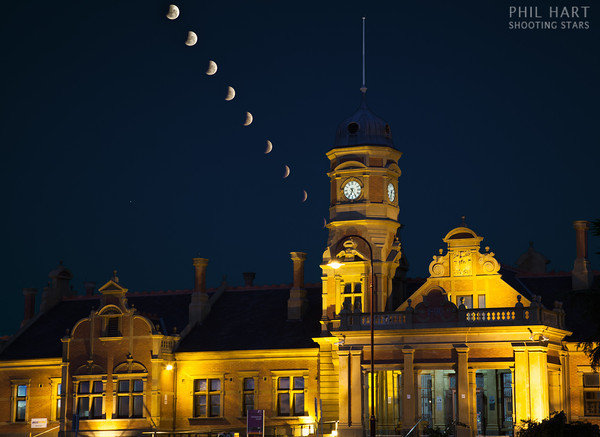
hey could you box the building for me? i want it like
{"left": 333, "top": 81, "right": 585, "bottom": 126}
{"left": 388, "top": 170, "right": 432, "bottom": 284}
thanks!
{"left": 0, "top": 90, "right": 599, "bottom": 437}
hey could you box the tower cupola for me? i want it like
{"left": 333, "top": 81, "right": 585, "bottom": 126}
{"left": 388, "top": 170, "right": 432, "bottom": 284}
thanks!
{"left": 333, "top": 93, "right": 394, "bottom": 148}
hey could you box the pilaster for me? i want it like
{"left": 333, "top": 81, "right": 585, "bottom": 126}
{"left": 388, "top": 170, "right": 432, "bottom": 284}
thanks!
{"left": 454, "top": 344, "right": 472, "bottom": 437}
{"left": 401, "top": 346, "right": 415, "bottom": 433}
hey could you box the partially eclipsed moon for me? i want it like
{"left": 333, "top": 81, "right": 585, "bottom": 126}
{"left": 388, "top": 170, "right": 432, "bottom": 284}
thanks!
{"left": 244, "top": 112, "right": 253, "bottom": 126}
{"left": 206, "top": 60, "right": 218, "bottom": 75}
{"left": 166, "top": 4, "right": 180, "bottom": 19}
{"left": 185, "top": 31, "right": 197, "bottom": 46}
{"left": 301, "top": 190, "right": 308, "bottom": 202}
{"left": 225, "top": 86, "right": 235, "bottom": 101}
{"left": 265, "top": 140, "right": 273, "bottom": 154}
{"left": 283, "top": 165, "right": 290, "bottom": 179}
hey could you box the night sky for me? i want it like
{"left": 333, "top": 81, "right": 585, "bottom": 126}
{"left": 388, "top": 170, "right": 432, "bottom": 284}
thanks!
{"left": 1, "top": 1, "right": 598, "bottom": 334}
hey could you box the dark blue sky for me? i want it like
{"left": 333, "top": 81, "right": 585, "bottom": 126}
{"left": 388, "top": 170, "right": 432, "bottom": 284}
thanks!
{"left": 1, "top": 1, "right": 598, "bottom": 334}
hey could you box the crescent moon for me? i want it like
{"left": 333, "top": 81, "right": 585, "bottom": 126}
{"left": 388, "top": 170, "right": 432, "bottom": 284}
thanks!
{"left": 323, "top": 217, "right": 327, "bottom": 228}
{"left": 225, "top": 86, "right": 235, "bottom": 101}
{"left": 166, "top": 4, "right": 180, "bottom": 20}
{"left": 301, "top": 190, "right": 308, "bottom": 202}
{"left": 185, "top": 31, "right": 197, "bottom": 46}
{"left": 265, "top": 140, "right": 273, "bottom": 154}
{"left": 244, "top": 112, "right": 253, "bottom": 126}
{"left": 283, "top": 165, "right": 290, "bottom": 179}
{"left": 206, "top": 60, "right": 218, "bottom": 75}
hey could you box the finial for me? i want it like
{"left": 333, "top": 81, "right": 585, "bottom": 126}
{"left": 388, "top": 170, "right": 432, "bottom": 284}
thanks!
{"left": 360, "top": 17, "right": 367, "bottom": 94}
{"left": 112, "top": 270, "right": 119, "bottom": 283}
{"left": 460, "top": 215, "right": 467, "bottom": 227}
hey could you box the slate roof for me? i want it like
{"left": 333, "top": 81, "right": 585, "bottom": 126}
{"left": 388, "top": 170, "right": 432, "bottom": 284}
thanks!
{"left": 0, "top": 285, "right": 322, "bottom": 361}
{"left": 176, "top": 286, "right": 322, "bottom": 352}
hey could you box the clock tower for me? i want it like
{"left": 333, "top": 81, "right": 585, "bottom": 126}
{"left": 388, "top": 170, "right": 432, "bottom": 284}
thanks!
{"left": 321, "top": 91, "right": 402, "bottom": 321}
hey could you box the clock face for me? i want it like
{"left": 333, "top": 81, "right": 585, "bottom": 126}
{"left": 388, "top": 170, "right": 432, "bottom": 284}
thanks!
{"left": 387, "top": 183, "right": 395, "bottom": 202}
{"left": 343, "top": 180, "right": 361, "bottom": 200}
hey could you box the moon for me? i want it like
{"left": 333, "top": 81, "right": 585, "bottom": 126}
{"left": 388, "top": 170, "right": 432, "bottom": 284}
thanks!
{"left": 265, "top": 140, "right": 273, "bottom": 154}
{"left": 225, "top": 86, "right": 235, "bottom": 101}
{"left": 301, "top": 190, "right": 308, "bottom": 202}
{"left": 244, "top": 112, "right": 253, "bottom": 126}
{"left": 283, "top": 165, "right": 291, "bottom": 179}
{"left": 166, "top": 4, "right": 180, "bottom": 20}
{"left": 206, "top": 60, "right": 218, "bottom": 76}
{"left": 323, "top": 217, "right": 327, "bottom": 228}
{"left": 185, "top": 31, "right": 197, "bottom": 46}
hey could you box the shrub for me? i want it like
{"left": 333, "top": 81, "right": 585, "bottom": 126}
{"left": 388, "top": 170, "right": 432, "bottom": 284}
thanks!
{"left": 517, "top": 411, "right": 600, "bottom": 437}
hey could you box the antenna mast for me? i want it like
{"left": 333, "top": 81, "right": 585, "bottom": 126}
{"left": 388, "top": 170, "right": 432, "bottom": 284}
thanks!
{"left": 361, "top": 17, "right": 367, "bottom": 94}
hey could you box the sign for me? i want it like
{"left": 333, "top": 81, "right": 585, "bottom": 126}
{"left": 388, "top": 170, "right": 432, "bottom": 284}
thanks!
{"left": 247, "top": 409, "right": 264, "bottom": 437}
{"left": 436, "top": 396, "right": 443, "bottom": 411}
{"left": 31, "top": 418, "right": 47, "bottom": 429}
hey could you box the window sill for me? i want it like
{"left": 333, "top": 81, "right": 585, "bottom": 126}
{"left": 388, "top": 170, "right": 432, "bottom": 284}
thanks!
{"left": 271, "top": 415, "right": 309, "bottom": 419}
{"left": 99, "top": 336, "right": 123, "bottom": 341}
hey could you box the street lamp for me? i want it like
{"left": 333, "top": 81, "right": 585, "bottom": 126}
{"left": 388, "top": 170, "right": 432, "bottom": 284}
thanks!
{"left": 327, "top": 235, "right": 376, "bottom": 437}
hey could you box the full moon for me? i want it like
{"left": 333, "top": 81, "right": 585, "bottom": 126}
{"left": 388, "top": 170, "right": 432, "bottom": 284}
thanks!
{"left": 283, "top": 165, "right": 290, "bottom": 179}
{"left": 166, "top": 4, "right": 180, "bottom": 20}
{"left": 265, "top": 140, "right": 273, "bottom": 154}
{"left": 185, "top": 31, "right": 197, "bottom": 46}
{"left": 206, "top": 60, "right": 218, "bottom": 76}
{"left": 244, "top": 112, "right": 253, "bottom": 126}
{"left": 225, "top": 86, "right": 235, "bottom": 101}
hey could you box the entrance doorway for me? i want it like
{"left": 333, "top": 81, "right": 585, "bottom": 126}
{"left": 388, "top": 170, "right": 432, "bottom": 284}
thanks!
{"left": 475, "top": 370, "right": 513, "bottom": 436}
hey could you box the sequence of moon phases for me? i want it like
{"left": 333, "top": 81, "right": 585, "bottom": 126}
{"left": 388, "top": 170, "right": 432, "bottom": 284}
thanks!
{"left": 265, "top": 140, "right": 273, "bottom": 154}
{"left": 301, "top": 190, "right": 308, "bottom": 202}
{"left": 244, "top": 112, "right": 253, "bottom": 126}
{"left": 225, "top": 86, "right": 235, "bottom": 101}
{"left": 185, "top": 31, "right": 197, "bottom": 46}
{"left": 283, "top": 165, "right": 291, "bottom": 179}
{"left": 206, "top": 60, "right": 218, "bottom": 76}
{"left": 166, "top": 4, "right": 180, "bottom": 20}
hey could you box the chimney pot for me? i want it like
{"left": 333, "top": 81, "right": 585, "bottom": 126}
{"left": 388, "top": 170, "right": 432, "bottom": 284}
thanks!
{"left": 193, "top": 258, "right": 209, "bottom": 293}
{"left": 84, "top": 282, "right": 96, "bottom": 296}
{"left": 572, "top": 220, "right": 594, "bottom": 290}
{"left": 288, "top": 252, "right": 308, "bottom": 320}
{"left": 22, "top": 288, "right": 37, "bottom": 327}
{"left": 243, "top": 272, "right": 256, "bottom": 287}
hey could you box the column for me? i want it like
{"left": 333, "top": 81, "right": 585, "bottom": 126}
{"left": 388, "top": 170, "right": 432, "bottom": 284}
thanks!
{"left": 350, "top": 350, "right": 363, "bottom": 428}
{"left": 338, "top": 350, "right": 350, "bottom": 429}
{"left": 512, "top": 344, "right": 530, "bottom": 426}
{"left": 528, "top": 344, "right": 549, "bottom": 422}
{"left": 454, "top": 344, "right": 471, "bottom": 437}
{"left": 402, "top": 346, "right": 415, "bottom": 433}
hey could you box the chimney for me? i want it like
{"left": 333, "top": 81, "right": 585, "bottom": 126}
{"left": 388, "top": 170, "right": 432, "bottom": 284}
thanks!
{"left": 572, "top": 220, "right": 594, "bottom": 290}
{"left": 288, "top": 252, "right": 308, "bottom": 320}
{"left": 243, "top": 272, "right": 256, "bottom": 287}
{"left": 84, "top": 282, "right": 96, "bottom": 296}
{"left": 40, "top": 262, "right": 73, "bottom": 312}
{"left": 189, "top": 258, "right": 210, "bottom": 326}
{"left": 21, "top": 288, "right": 37, "bottom": 327}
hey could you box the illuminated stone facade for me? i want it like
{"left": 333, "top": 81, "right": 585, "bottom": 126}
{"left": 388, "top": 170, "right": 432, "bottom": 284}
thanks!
{"left": 0, "top": 94, "right": 598, "bottom": 437}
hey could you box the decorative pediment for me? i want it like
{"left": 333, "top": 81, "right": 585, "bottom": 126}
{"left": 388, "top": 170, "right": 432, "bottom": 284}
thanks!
{"left": 114, "top": 354, "right": 147, "bottom": 374}
{"left": 74, "top": 359, "right": 106, "bottom": 376}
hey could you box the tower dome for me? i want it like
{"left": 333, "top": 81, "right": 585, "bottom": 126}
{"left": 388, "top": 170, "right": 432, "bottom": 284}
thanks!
{"left": 333, "top": 92, "right": 394, "bottom": 148}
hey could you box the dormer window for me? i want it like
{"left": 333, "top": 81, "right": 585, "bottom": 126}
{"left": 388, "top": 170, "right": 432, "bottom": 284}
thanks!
{"left": 106, "top": 317, "right": 120, "bottom": 337}
{"left": 99, "top": 307, "right": 122, "bottom": 338}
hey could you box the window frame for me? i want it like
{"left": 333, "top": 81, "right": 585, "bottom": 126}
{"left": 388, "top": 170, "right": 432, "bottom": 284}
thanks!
{"left": 337, "top": 274, "right": 367, "bottom": 314}
{"left": 193, "top": 377, "right": 223, "bottom": 418}
{"left": 11, "top": 380, "right": 29, "bottom": 423}
{"left": 242, "top": 377, "right": 256, "bottom": 416}
{"left": 73, "top": 377, "right": 106, "bottom": 420}
{"left": 271, "top": 370, "right": 308, "bottom": 417}
{"left": 50, "top": 377, "right": 62, "bottom": 421}
{"left": 115, "top": 377, "right": 145, "bottom": 418}
{"left": 583, "top": 372, "right": 600, "bottom": 417}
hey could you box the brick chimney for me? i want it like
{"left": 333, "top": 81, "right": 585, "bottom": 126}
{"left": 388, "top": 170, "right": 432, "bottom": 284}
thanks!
{"left": 84, "top": 282, "right": 96, "bottom": 296}
{"left": 572, "top": 220, "right": 594, "bottom": 290}
{"left": 288, "top": 252, "right": 308, "bottom": 320}
{"left": 40, "top": 262, "right": 73, "bottom": 312}
{"left": 243, "top": 272, "right": 256, "bottom": 286}
{"left": 21, "top": 288, "right": 37, "bottom": 327}
{"left": 189, "top": 258, "right": 210, "bottom": 326}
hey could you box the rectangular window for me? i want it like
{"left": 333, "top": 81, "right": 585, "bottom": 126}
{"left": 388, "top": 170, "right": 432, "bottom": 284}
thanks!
{"left": 584, "top": 373, "right": 600, "bottom": 416}
{"left": 15, "top": 384, "right": 27, "bottom": 422}
{"left": 243, "top": 377, "right": 255, "bottom": 416}
{"left": 193, "top": 378, "right": 221, "bottom": 417}
{"left": 478, "top": 294, "right": 486, "bottom": 308}
{"left": 76, "top": 380, "right": 104, "bottom": 419}
{"left": 276, "top": 376, "right": 304, "bottom": 416}
{"left": 56, "top": 383, "right": 62, "bottom": 420}
{"left": 420, "top": 374, "right": 432, "bottom": 424}
{"left": 457, "top": 295, "right": 473, "bottom": 309}
{"left": 341, "top": 281, "right": 363, "bottom": 312}
{"left": 117, "top": 379, "right": 144, "bottom": 418}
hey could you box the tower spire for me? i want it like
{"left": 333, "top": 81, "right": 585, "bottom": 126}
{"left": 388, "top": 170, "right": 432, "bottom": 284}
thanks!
{"left": 361, "top": 17, "right": 367, "bottom": 94}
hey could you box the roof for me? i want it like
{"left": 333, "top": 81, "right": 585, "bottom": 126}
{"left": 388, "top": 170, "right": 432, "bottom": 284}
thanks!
{"left": 333, "top": 93, "right": 394, "bottom": 148}
{"left": 177, "top": 286, "right": 322, "bottom": 352}
{"left": 0, "top": 285, "right": 323, "bottom": 361}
